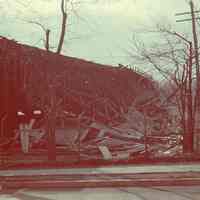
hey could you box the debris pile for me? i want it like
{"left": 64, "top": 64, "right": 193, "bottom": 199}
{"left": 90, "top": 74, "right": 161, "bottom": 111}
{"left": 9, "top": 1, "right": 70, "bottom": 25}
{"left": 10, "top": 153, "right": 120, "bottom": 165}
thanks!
{"left": 0, "top": 38, "right": 183, "bottom": 162}
{"left": 15, "top": 95, "right": 183, "bottom": 161}
{"left": 15, "top": 94, "right": 182, "bottom": 161}
{"left": 73, "top": 101, "right": 183, "bottom": 161}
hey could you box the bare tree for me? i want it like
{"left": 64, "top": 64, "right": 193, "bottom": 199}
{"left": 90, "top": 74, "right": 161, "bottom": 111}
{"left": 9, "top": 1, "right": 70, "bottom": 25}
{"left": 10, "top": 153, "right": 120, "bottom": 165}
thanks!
{"left": 28, "top": 21, "right": 51, "bottom": 51}
{"left": 129, "top": 24, "right": 198, "bottom": 153}
{"left": 15, "top": 0, "right": 75, "bottom": 54}
{"left": 57, "top": 0, "right": 68, "bottom": 54}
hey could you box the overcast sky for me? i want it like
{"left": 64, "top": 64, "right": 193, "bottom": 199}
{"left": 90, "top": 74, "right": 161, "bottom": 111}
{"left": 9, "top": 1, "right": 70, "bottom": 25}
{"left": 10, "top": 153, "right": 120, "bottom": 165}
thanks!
{"left": 0, "top": 0, "right": 199, "bottom": 79}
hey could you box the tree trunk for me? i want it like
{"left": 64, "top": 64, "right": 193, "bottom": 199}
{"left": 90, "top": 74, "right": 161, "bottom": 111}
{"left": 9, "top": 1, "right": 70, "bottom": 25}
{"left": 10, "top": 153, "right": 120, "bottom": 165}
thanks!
{"left": 57, "top": 0, "right": 67, "bottom": 54}
{"left": 47, "top": 119, "right": 56, "bottom": 161}
{"left": 183, "top": 43, "right": 194, "bottom": 153}
{"left": 45, "top": 29, "right": 50, "bottom": 51}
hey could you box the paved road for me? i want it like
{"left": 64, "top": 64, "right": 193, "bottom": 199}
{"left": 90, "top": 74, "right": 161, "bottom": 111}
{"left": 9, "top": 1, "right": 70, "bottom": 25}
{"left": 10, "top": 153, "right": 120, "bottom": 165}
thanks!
{"left": 1, "top": 172, "right": 200, "bottom": 189}
{"left": 0, "top": 164, "right": 200, "bottom": 190}
{"left": 0, "top": 164, "right": 200, "bottom": 189}
{"left": 0, "top": 163, "right": 200, "bottom": 176}
{"left": 1, "top": 186, "right": 200, "bottom": 200}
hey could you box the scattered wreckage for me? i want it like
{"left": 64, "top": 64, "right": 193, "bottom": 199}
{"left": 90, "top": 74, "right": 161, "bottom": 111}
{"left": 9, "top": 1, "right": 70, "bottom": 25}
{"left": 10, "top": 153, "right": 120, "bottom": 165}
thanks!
{"left": 0, "top": 38, "right": 184, "bottom": 166}
{"left": 12, "top": 102, "right": 183, "bottom": 163}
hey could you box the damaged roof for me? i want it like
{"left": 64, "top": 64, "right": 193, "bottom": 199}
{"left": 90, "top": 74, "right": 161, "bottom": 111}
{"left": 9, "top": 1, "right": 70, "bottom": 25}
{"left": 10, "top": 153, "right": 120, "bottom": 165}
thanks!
{"left": 0, "top": 37, "right": 157, "bottom": 124}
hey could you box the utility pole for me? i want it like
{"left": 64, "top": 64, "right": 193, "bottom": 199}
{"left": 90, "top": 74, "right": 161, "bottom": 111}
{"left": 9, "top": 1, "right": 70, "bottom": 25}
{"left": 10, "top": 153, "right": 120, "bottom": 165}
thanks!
{"left": 175, "top": 1, "right": 200, "bottom": 82}
{"left": 175, "top": 0, "right": 200, "bottom": 153}
{"left": 190, "top": 1, "right": 200, "bottom": 125}
{"left": 186, "top": 41, "right": 194, "bottom": 153}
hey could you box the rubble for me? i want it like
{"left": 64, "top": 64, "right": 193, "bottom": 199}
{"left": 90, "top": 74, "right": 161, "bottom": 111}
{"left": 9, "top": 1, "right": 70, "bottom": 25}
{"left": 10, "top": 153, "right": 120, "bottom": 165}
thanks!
{"left": 12, "top": 97, "right": 182, "bottom": 162}
{"left": 0, "top": 37, "right": 186, "bottom": 166}
{"left": 98, "top": 146, "right": 112, "bottom": 160}
{"left": 73, "top": 99, "right": 182, "bottom": 161}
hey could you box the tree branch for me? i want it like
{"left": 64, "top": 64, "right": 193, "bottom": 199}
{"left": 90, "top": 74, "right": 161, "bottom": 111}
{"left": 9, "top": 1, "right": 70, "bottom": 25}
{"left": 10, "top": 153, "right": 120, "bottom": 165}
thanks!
{"left": 57, "top": 0, "right": 68, "bottom": 54}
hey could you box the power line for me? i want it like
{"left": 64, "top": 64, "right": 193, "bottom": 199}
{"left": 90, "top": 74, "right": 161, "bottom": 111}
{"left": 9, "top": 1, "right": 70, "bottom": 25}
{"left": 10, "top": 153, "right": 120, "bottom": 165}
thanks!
{"left": 175, "top": 10, "right": 200, "bottom": 16}
{"left": 176, "top": 17, "right": 200, "bottom": 22}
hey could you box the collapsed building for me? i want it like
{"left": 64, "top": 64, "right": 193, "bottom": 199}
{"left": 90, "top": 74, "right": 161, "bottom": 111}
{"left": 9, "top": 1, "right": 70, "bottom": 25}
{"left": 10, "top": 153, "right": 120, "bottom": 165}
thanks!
{"left": 0, "top": 37, "right": 171, "bottom": 163}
